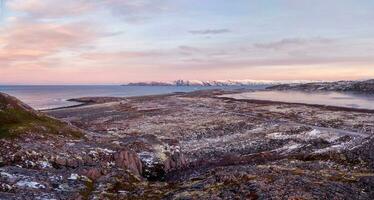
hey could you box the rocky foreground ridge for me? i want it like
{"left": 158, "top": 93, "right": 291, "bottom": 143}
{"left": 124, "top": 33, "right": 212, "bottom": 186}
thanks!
{"left": 268, "top": 79, "right": 374, "bottom": 94}
{"left": 0, "top": 93, "right": 156, "bottom": 199}
{"left": 1, "top": 90, "right": 374, "bottom": 199}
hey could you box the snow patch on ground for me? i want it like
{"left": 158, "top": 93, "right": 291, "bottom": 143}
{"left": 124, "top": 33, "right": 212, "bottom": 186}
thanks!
{"left": 267, "top": 129, "right": 341, "bottom": 142}
{"left": 138, "top": 151, "right": 155, "bottom": 166}
{"left": 38, "top": 161, "right": 52, "bottom": 169}
{"left": 266, "top": 132, "right": 289, "bottom": 140}
{"left": 16, "top": 180, "right": 46, "bottom": 189}
{"left": 66, "top": 143, "right": 75, "bottom": 146}
{"left": 96, "top": 147, "right": 116, "bottom": 154}
{"left": 314, "top": 142, "right": 350, "bottom": 154}
{"left": 0, "top": 171, "right": 15, "bottom": 179}
{"left": 275, "top": 142, "right": 303, "bottom": 153}
{"left": 308, "top": 129, "right": 321, "bottom": 136}
{"left": 68, "top": 173, "right": 79, "bottom": 180}
{"left": 182, "top": 130, "right": 258, "bottom": 153}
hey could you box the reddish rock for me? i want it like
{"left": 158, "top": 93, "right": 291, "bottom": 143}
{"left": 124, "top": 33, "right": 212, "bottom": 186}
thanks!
{"left": 114, "top": 150, "right": 143, "bottom": 176}
{"left": 66, "top": 159, "right": 80, "bottom": 168}
{"left": 54, "top": 157, "right": 67, "bottom": 166}
{"left": 82, "top": 168, "right": 103, "bottom": 180}
{"left": 164, "top": 152, "right": 187, "bottom": 172}
{"left": 82, "top": 155, "right": 96, "bottom": 166}
{"left": 52, "top": 157, "right": 81, "bottom": 168}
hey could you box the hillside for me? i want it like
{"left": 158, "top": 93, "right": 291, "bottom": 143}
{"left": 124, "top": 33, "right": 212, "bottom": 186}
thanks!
{"left": 268, "top": 79, "right": 374, "bottom": 93}
{"left": 0, "top": 93, "right": 145, "bottom": 199}
{"left": 0, "top": 92, "right": 83, "bottom": 139}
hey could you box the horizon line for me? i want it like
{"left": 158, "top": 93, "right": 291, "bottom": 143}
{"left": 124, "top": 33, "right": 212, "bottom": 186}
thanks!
{"left": 1, "top": 78, "right": 372, "bottom": 86}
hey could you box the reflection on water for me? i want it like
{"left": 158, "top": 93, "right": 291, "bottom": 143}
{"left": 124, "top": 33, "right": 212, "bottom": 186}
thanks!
{"left": 223, "top": 91, "right": 374, "bottom": 110}
{"left": 0, "top": 85, "right": 268, "bottom": 110}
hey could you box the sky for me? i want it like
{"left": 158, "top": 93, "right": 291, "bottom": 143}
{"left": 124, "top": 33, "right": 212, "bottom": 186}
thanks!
{"left": 0, "top": 0, "right": 374, "bottom": 84}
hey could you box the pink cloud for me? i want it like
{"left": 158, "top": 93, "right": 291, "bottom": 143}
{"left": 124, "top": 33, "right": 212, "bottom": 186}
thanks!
{"left": 80, "top": 51, "right": 164, "bottom": 60}
{"left": 0, "top": 19, "right": 100, "bottom": 65}
{"left": 8, "top": 0, "right": 95, "bottom": 18}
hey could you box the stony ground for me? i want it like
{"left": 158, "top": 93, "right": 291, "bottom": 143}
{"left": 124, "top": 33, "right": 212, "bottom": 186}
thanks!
{"left": 1, "top": 90, "right": 374, "bottom": 199}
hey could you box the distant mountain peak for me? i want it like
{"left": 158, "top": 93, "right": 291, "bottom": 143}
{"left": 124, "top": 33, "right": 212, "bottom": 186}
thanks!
{"left": 123, "top": 79, "right": 320, "bottom": 86}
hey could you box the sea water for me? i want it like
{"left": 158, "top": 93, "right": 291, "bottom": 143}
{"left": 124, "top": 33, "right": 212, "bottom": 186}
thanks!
{"left": 0, "top": 85, "right": 267, "bottom": 110}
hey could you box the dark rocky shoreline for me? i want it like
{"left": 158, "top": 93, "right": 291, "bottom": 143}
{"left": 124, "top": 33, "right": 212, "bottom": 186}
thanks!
{"left": 1, "top": 87, "right": 374, "bottom": 199}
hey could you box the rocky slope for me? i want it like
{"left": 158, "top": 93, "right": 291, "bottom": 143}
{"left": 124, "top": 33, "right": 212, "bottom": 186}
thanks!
{"left": 1, "top": 90, "right": 374, "bottom": 199}
{"left": 0, "top": 93, "right": 148, "bottom": 199}
{"left": 268, "top": 79, "right": 374, "bottom": 93}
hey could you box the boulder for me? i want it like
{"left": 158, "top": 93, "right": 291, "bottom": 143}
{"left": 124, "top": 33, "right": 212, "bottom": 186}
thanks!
{"left": 114, "top": 150, "right": 143, "bottom": 176}
{"left": 82, "top": 168, "right": 103, "bottom": 180}
{"left": 164, "top": 152, "right": 187, "bottom": 172}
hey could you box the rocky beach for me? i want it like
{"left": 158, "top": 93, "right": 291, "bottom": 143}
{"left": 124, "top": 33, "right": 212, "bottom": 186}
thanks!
{"left": 1, "top": 80, "right": 374, "bottom": 199}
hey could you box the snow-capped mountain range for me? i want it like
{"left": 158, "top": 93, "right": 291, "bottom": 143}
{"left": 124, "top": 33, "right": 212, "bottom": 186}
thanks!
{"left": 123, "top": 79, "right": 322, "bottom": 86}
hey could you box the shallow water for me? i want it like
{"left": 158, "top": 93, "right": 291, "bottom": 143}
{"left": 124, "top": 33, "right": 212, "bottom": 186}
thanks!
{"left": 222, "top": 90, "right": 374, "bottom": 110}
{"left": 0, "top": 85, "right": 267, "bottom": 110}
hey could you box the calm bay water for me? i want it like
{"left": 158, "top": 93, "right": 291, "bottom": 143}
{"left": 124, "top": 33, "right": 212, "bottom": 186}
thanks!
{"left": 3, "top": 85, "right": 372, "bottom": 111}
{"left": 223, "top": 91, "right": 374, "bottom": 110}
{"left": 0, "top": 85, "right": 267, "bottom": 110}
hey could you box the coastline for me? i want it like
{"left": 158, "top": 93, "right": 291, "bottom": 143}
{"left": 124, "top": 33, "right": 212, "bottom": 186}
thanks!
{"left": 42, "top": 87, "right": 374, "bottom": 114}
{"left": 39, "top": 92, "right": 188, "bottom": 111}
{"left": 39, "top": 89, "right": 248, "bottom": 111}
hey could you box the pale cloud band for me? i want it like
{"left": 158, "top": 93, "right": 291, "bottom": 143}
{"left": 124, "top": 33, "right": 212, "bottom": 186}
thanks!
{"left": 189, "top": 29, "right": 231, "bottom": 35}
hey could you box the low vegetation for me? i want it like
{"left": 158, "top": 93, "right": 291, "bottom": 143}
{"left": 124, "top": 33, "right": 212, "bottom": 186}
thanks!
{"left": 0, "top": 93, "right": 83, "bottom": 139}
